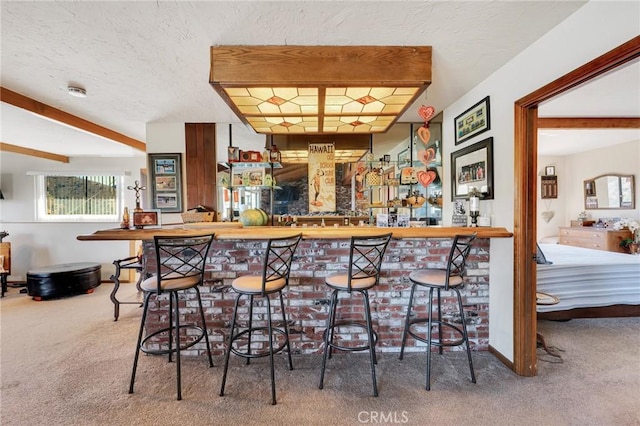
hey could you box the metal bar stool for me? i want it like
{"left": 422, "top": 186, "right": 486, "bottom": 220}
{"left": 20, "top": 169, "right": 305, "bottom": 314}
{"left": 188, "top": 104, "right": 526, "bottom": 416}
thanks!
{"left": 399, "top": 233, "right": 477, "bottom": 390}
{"left": 110, "top": 255, "right": 145, "bottom": 321}
{"left": 129, "top": 233, "right": 215, "bottom": 401}
{"left": 219, "top": 234, "right": 302, "bottom": 405}
{"left": 319, "top": 233, "right": 392, "bottom": 397}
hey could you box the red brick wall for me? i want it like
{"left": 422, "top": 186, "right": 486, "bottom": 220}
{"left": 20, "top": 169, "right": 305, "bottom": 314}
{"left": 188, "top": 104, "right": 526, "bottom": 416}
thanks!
{"left": 142, "top": 237, "right": 490, "bottom": 357}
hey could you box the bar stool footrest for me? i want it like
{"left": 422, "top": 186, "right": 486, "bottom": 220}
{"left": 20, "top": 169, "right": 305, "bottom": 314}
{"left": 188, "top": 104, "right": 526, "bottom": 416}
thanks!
{"left": 324, "top": 320, "right": 378, "bottom": 352}
{"left": 230, "top": 326, "right": 288, "bottom": 359}
{"left": 140, "top": 324, "right": 207, "bottom": 356}
{"left": 407, "top": 318, "right": 466, "bottom": 348}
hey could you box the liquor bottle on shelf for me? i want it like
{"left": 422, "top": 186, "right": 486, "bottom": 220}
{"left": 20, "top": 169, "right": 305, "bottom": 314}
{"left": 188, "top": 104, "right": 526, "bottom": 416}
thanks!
{"left": 270, "top": 144, "right": 281, "bottom": 163}
{"left": 120, "top": 207, "right": 130, "bottom": 229}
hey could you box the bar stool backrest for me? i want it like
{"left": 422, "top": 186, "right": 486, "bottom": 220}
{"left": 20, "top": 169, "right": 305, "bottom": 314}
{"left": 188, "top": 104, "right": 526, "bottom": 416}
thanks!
{"left": 444, "top": 233, "right": 477, "bottom": 290}
{"left": 261, "top": 234, "right": 302, "bottom": 296}
{"left": 153, "top": 233, "right": 215, "bottom": 295}
{"left": 346, "top": 233, "right": 393, "bottom": 292}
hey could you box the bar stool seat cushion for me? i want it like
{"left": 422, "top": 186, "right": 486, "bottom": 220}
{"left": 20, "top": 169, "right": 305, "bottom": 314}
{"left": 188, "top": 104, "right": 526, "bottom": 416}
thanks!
{"left": 325, "top": 273, "right": 376, "bottom": 289}
{"left": 409, "top": 269, "right": 463, "bottom": 288}
{"left": 232, "top": 275, "right": 286, "bottom": 294}
{"left": 140, "top": 273, "right": 201, "bottom": 292}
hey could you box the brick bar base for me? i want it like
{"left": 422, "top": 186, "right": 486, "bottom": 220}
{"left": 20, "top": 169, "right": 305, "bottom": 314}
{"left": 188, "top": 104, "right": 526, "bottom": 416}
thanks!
{"left": 142, "top": 237, "right": 490, "bottom": 357}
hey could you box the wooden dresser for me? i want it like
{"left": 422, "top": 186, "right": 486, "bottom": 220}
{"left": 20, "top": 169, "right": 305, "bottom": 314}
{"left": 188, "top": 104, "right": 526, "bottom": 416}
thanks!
{"left": 558, "top": 226, "right": 632, "bottom": 253}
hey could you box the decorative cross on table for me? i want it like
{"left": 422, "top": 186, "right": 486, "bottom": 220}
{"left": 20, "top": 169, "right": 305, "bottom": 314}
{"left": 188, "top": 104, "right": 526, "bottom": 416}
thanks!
{"left": 127, "top": 180, "right": 146, "bottom": 212}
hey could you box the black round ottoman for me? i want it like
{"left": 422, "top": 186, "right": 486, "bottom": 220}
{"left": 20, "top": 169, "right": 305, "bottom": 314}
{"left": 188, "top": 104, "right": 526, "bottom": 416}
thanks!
{"left": 27, "top": 262, "right": 101, "bottom": 300}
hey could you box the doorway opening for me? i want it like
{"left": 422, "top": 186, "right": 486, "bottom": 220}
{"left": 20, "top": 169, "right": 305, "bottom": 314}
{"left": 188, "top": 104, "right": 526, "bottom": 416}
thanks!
{"left": 513, "top": 36, "right": 640, "bottom": 376}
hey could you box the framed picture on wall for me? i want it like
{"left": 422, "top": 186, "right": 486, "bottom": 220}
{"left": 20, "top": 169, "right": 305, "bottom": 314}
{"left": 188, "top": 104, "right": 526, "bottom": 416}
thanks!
{"left": 454, "top": 96, "right": 491, "bottom": 145}
{"left": 451, "top": 137, "right": 494, "bottom": 200}
{"left": 148, "top": 153, "right": 183, "bottom": 213}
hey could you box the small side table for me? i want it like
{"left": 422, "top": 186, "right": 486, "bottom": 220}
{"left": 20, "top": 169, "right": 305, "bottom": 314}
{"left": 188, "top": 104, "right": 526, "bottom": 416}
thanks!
{"left": 536, "top": 292, "right": 562, "bottom": 359}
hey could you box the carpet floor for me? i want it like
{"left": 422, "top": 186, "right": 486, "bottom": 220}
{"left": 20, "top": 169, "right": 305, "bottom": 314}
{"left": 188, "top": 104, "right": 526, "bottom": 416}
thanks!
{"left": 1, "top": 283, "right": 639, "bottom": 425}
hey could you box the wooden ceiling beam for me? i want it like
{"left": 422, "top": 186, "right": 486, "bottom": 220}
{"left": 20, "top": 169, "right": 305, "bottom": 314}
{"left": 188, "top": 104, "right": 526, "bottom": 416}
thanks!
{"left": 538, "top": 117, "right": 640, "bottom": 128}
{"left": 1, "top": 87, "right": 146, "bottom": 152}
{"left": 0, "top": 142, "right": 69, "bottom": 163}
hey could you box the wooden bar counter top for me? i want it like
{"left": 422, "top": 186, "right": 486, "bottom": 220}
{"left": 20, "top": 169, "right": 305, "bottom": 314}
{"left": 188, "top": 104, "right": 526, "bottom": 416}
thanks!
{"left": 77, "top": 222, "right": 513, "bottom": 241}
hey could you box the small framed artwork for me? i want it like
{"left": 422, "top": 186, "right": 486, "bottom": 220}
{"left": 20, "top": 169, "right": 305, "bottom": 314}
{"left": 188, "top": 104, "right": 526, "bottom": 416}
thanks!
{"left": 451, "top": 137, "right": 494, "bottom": 200}
{"left": 400, "top": 167, "right": 418, "bottom": 185}
{"left": 397, "top": 147, "right": 411, "bottom": 167}
{"left": 148, "top": 153, "right": 183, "bottom": 213}
{"left": 545, "top": 166, "right": 556, "bottom": 176}
{"left": 245, "top": 169, "right": 265, "bottom": 186}
{"left": 454, "top": 96, "right": 491, "bottom": 145}
{"left": 156, "top": 193, "right": 178, "bottom": 209}
{"left": 132, "top": 210, "right": 161, "bottom": 229}
{"left": 376, "top": 214, "right": 389, "bottom": 228}
{"left": 231, "top": 169, "right": 245, "bottom": 186}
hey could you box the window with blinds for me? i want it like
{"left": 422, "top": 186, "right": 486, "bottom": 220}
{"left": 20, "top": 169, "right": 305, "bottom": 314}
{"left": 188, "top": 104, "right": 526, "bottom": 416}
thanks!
{"left": 34, "top": 174, "right": 124, "bottom": 222}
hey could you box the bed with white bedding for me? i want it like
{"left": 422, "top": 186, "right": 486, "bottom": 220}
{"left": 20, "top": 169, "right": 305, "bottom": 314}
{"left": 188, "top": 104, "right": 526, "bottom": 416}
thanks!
{"left": 536, "top": 243, "right": 640, "bottom": 319}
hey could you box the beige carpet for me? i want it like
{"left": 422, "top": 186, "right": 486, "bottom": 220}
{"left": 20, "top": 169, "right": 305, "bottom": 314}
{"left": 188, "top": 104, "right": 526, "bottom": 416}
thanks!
{"left": 1, "top": 283, "right": 639, "bottom": 426}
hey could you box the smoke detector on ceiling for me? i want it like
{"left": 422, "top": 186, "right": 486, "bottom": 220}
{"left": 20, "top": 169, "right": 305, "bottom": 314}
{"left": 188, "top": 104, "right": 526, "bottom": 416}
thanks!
{"left": 67, "top": 86, "right": 87, "bottom": 98}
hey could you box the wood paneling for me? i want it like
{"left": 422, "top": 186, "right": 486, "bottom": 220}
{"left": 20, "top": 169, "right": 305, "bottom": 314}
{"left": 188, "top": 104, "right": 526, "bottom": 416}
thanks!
{"left": 185, "top": 123, "right": 216, "bottom": 212}
{"left": 210, "top": 46, "right": 432, "bottom": 84}
{"left": 538, "top": 117, "right": 640, "bottom": 128}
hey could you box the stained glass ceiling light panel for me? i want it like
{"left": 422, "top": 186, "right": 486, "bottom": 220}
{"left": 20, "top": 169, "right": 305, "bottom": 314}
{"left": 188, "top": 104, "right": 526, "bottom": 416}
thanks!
{"left": 211, "top": 46, "right": 431, "bottom": 134}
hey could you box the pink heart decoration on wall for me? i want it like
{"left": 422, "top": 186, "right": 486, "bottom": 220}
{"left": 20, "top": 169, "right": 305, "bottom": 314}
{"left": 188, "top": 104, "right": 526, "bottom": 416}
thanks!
{"left": 417, "top": 148, "right": 435, "bottom": 165}
{"left": 418, "top": 105, "right": 435, "bottom": 122}
{"left": 417, "top": 170, "right": 437, "bottom": 187}
{"left": 417, "top": 126, "right": 431, "bottom": 145}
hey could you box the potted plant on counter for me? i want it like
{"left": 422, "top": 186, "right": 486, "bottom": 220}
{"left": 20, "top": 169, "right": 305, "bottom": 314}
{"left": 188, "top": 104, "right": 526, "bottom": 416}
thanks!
{"left": 614, "top": 218, "right": 640, "bottom": 254}
{"left": 619, "top": 237, "right": 638, "bottom": 254}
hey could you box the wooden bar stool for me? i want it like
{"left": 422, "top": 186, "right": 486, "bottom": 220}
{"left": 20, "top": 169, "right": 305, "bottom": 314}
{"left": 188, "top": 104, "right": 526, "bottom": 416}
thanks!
{"left": 219, "top": 234, "right": 302, "bottom": 405}
{"left": 399, "top": 233, "right": 477, "bottom": 390}
{"left": 318, "top": 233, "right": 392, "bottom": 397}
{"left": 129, "top": 233, "right": 215, "bottom": 401}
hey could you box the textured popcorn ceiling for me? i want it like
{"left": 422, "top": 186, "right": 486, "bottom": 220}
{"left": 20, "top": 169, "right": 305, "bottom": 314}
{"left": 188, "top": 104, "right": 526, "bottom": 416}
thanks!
{"left": 2, "top": 1, "right": 618, "bottom": 158}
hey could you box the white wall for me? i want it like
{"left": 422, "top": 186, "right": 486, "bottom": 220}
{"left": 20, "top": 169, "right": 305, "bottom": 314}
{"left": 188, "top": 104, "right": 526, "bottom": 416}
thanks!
{"left": 0, "top": 153, "right": 146, "bottom": 280}
{"left": 145, "top": 122, "right": 187, "bottom": 224}
{"left": 564, "top": 140, "right": 640, "bottom": 222}
{"left": 442, "top": 1, "right": 640, "bottom": 360}
{"left": 215, "top": 122, "right": 268, "bottom": 161}
{"left": 537, "top": 155, "right": 567, "bottom": 241}
{"left": 537, "top": 140, "right": 640, "bottom": 241}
